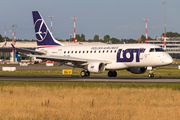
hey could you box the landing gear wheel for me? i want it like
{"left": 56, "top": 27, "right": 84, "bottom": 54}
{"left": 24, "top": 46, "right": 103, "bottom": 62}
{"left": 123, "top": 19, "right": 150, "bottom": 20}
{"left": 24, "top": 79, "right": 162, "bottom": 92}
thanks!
{"left": 148, "top": 73, "right": 154, "bottom": 78}
{"left": 81, "top": 70, "right": 86, "bottom": 77}
{"left": 108, "top": 70, "right": 117, "bottom": 77}
{"left": 112, "top": 70, "right": 117, "bottom": 77}
{"left": 81, "top": 70, "right": 90, "bottom": 77}
{"left": 108, "top": 71, "right": 113, "bottom": 77}
{"left": 85, "top": 71, "right": 90, "bottom": 77}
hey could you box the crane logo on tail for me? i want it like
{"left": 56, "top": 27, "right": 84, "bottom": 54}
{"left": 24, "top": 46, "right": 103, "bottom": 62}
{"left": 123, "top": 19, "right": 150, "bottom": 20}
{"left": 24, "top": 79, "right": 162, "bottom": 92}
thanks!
{"left": 34, "top": 19, "right": 47, "bottom": 42}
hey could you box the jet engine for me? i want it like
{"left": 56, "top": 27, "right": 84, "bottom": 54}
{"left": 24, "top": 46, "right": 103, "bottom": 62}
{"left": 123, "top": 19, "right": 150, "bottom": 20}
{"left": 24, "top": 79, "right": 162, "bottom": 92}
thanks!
{"left": 127, "top": 67, "right": 147, "bottom": 74}
{"left": 87, "top": 62, "right": 105, "bottom": 73}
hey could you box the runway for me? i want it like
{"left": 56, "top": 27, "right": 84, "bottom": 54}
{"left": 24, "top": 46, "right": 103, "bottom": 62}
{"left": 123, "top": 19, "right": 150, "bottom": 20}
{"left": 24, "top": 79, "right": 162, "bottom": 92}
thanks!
{"left": 0, "top": 75, "right": 180, "bottom": 83}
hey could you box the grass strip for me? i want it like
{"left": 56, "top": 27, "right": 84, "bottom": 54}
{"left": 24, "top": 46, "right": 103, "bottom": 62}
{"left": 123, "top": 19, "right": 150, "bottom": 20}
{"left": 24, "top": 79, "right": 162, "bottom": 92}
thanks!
{"left": 0, "top": 81, "right": 180, "bottom": 90}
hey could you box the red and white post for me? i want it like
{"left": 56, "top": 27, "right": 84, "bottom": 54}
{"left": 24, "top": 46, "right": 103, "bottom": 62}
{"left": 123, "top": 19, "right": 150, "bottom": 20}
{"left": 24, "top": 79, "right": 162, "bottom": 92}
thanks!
{"left": 48, "top": 15, "right": 54, "bottom": 34}
{"left": 71, "top": 16, "right": 78, "bottom": 43}
{"left": 12, "top": 24, "right": 17, "bottom": 44}
{"left": 2, "top": 27, "right": 8, "bottom": 47}
{"left": 143, "top": 18, "right": 149, "bottom": 44}
{"left": 163, "top": 2, "right": 167, "bottom": 51}
{"left": 12, "top": 29, "right": 14, "bottom": 40}
{"left": 14, "top": 31, "right": 16, "bottom": 44}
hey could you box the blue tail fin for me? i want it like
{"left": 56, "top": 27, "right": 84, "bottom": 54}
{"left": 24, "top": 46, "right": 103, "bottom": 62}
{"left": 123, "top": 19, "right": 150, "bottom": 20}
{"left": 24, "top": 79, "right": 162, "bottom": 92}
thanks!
{"left": 32, "top": 11, "right": 63, "bottom": 48}
{"left": 11, "top": 43, "right": 19, "bottom": 54}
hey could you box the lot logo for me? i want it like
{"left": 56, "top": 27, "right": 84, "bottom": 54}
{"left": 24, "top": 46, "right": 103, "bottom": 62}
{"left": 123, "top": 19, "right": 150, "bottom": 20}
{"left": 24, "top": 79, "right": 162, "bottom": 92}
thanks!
{"left": 117, "top": 48, "right": 145, "bottom": 62}
{"left": 34, "top": 19, "right": 47, "bottom": 42}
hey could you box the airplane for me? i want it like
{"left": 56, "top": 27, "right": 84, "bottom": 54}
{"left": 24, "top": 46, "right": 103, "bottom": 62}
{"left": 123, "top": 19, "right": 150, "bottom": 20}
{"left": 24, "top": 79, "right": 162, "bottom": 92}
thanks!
{"left": 12, "top": 11, "right": 174, "bottom": 78}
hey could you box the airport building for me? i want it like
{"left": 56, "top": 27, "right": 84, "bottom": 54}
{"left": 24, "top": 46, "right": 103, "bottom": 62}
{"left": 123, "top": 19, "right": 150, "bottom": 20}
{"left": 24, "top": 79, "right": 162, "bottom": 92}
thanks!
{"left": 147, "top": 36, "right": 180, "bottom": 59}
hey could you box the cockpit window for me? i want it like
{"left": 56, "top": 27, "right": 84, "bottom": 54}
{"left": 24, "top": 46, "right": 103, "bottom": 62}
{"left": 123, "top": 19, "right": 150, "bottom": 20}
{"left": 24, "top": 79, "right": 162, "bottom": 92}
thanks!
{"left": 149, "top": 48, "right": 165, "bottom": 52}
{"left": 155, "top": 48, "right": 164, "bottom": 52}
{"left": 149, "top": 48, "right": 155, "bottom": 52}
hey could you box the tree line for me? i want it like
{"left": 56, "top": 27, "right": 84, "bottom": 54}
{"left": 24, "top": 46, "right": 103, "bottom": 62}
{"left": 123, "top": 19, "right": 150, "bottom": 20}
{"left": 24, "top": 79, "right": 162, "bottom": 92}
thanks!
{"left": 0, "top": 31, "right": 180, "bottom": 44}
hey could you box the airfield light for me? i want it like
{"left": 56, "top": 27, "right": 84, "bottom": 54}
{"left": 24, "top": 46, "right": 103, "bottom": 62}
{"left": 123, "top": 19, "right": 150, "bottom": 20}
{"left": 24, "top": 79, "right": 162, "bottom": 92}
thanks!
{"left": 71, "top": 17, "right": 78, "bottom": 43}
{"left": 143, "top": 18, "right": 149, "bottom": 44}
{"left": 48, "top": 15, "right": 54, "bottom": 33}
{"left": 9, "top": 30, "right": 14, "bottom": 40}
{"left": 163, "top": 2, "right": 167, "bottom": 51}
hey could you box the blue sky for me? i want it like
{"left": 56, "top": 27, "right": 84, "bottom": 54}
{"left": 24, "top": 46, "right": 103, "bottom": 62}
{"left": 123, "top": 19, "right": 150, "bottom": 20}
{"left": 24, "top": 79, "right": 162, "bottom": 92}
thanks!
{"left": 0, "top": 0, "right": 179, "bottom": 40}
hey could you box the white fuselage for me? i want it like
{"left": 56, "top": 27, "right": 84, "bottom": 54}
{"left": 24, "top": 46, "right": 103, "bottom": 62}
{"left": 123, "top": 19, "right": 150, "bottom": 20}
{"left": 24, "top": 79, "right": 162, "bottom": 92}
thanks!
{"left": 37, "top": 43, "right": 173, "bottom": 70}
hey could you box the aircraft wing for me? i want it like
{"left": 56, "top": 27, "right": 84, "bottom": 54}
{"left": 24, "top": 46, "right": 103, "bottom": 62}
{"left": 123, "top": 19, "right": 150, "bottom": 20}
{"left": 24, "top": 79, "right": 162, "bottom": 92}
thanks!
{"left": 0, "top": 47, "right": 44, "bottom": 55}
{"left": 15, "top": 48, "right": 44, "bottom": 54}
{"left": 27, "top": 54, "right": 111, "bottom": 65}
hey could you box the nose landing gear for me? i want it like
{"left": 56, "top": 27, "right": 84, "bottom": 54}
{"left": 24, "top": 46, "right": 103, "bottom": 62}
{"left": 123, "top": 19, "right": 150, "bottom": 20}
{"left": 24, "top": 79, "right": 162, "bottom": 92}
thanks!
{"left": 148, "top": 67, "right": 154, "bottom": 78}
{"left": 148, "top": 73, "right": 154, "bottom": 78}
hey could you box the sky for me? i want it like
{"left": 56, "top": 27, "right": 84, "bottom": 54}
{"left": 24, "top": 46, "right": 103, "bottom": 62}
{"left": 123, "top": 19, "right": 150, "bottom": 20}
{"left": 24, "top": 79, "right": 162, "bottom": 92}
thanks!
{"left": 0, "top": 0, "right": 180, "bottom": 41}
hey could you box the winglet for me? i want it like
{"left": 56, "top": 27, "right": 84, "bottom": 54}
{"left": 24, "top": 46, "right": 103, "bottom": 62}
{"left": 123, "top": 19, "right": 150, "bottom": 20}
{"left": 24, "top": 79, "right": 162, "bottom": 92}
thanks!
{"left": 32, "top": 11, "right": 64, "bottom": 48}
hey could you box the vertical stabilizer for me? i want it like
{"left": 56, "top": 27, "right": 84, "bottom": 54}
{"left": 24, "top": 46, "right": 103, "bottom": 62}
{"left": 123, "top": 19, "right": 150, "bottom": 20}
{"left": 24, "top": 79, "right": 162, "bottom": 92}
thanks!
{"left": 32, "top": 11, "right": 64, "bottom": 48}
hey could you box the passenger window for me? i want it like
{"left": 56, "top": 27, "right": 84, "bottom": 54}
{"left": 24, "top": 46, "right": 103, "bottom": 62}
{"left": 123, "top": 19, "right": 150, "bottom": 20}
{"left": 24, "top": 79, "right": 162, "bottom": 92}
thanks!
{"left": 99, "top": 50, "right": 101, "bottom": 53}
{"left": 114, "top": 50, "right": 116, "bottom": 53}
{"left": 75, "top": 51, "right": 77, "bottom": 53}
{"left": 90, "top": 51, "right": 92, "bottom": 53}
{"left": 79, "top": 51, "right": 81, "bottom": 53}
{"left": 71, "top": 51, "right": 73, "bottom": 54}
{"left": 94, "top": 51, "right": 96, "bottom": 53}
{"left": 107, "top": 50, "right": 108, "bottom": 53}
{"left": 149, "top": 48, "right": 155, "bottom": 52}
{"left": 87, "top": 51, "right": 88, "bottom": 53}
{"left": 83, "top": 51, "right": 85, "bottom": 53}
{"left": 68, "top": 51, "right": 70, "bottom": 54}
{"left": 103, "top": 50, "right": 105, "bottom": 53}
{"left": 64, "top": 51, "right": 66, "bottom": 54}
{"left": 110, "top": 50, "right": 112, "bottom": 53}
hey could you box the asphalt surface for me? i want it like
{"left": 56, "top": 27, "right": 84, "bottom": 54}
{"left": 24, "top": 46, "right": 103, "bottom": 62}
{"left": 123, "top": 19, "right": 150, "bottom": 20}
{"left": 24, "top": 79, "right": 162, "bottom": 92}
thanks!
{"left": 0, "top": 65, "right": 179, "bottom": 83}
{"left": 0, "top": 75, "right": 179, "bottom": 83}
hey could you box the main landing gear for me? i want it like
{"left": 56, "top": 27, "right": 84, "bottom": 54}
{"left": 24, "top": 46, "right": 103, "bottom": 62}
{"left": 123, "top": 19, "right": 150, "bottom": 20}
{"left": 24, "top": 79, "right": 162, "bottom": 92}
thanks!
{"left": 108, "top": 70, "right": 117, "bottom": 77}
{"left": 80, "top": 70, "right": 90, "bottom": 77}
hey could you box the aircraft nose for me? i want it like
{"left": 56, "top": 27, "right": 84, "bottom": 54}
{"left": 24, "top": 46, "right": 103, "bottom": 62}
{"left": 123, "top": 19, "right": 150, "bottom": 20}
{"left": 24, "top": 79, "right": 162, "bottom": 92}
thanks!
{"left": 165, "top": 55, "right": 173, "bottom": 65}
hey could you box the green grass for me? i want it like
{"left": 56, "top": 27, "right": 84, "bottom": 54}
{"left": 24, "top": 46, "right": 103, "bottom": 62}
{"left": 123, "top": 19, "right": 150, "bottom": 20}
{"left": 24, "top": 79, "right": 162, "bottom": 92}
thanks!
{"left": 0, "top": 68, "right": 180, "bottom": 77}
{"left": 0, "top": 81, "right": 180, "bottom": 90}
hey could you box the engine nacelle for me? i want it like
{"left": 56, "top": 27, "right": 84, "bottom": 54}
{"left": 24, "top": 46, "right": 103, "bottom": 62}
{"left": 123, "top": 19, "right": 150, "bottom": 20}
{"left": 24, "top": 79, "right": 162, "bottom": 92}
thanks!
{"left": 127, "top": 67, "right": 147, "bottom": 74}
{"left": 87, "top": 62, "right": 105, "bottom": 73}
